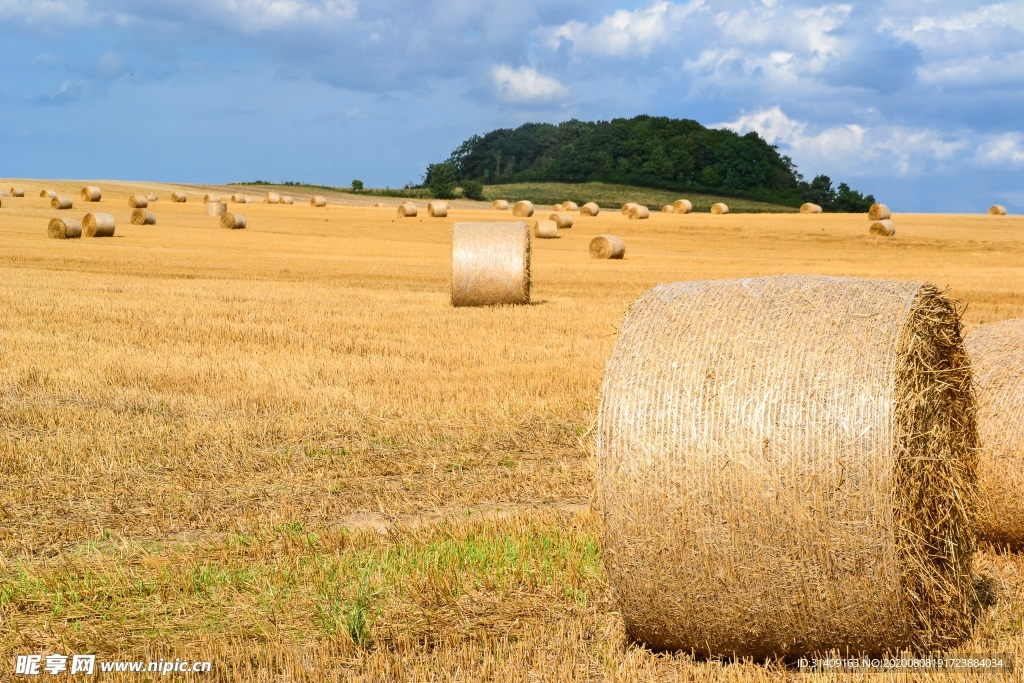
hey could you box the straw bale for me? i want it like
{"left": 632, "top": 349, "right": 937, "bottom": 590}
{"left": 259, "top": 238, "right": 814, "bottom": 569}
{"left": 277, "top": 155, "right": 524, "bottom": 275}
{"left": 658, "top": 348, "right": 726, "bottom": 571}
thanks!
{"left": 147, "top": 193, "right": 159, "bottom": 202}
{"left": 550, "top": 213, "right": 574, "bottom": 229}
{"left": 512, "top": 200, "right": 534, "bottom": 217}
{"left": 205, "top": 202, "right": 228, "bottom": 217}
{"left": 130, "top": 209, "right": 156, "bottom": 225}
{"left": 204, "top": 194, "right": 221, "bottom": 203}
{"left": 870, "top": 219, "right": 896, "bottom": 237}
{"left": 398, "top": 201, "right": 418, "bottom": 217}
{"left": 673, "top": 199, "right": 693, "bottom": 214}
{"left": 552, "top": 204, "right": 562, "bottom": 211}
{"left": 221, "top": 212, "right": 246, "bottom": 229}
{"left": 10, "top": 187, "right": 24, "bottom": 197}
{"left": 562, "top": 201, "right": 579, "bottom": 211}
{"left": 868, "top": 203, "right": 891, "bottom": 220}
{"left": 280, "top": 195, "right": 294, "bottom": 205}
{"left": 661, "top": 205, "right": 674, "bottom": 213}
{"left": 965, "top": 319, "right": 1024, "bottom": 547}
{"left": 374, "top": 202, "right": 383, "bottom": 208}
{"left": 597, "top": 275, "right": 979, "bottom": 658}
{"left": 51, "top": 195, "right": 73, "bottom": 210}
{"left": 580, "top": 202, "right": 600, "bottom": 216}
{"left": 264, "top": 192, "right": 280, "bottom": 204}
{"left": 493, "top": 200, "right": 509, "bottom": 211}
{"left": 451, "top": 222, "right": 530, "bottom": 307}
{"left": 989, "top": 205, "right": 1007, "bottom": 216}
{"left": 231, "top": 194, "right": 249, "bottom": 203}
{"left": 47, "top": 218, "right": 81, "bottom": 239}
{"left": 311, "top": 195, "right": 327, "bottom": 207}
{"left": 81, "top": 186, "right": 101, "bottom": 202}
{"left": 589, "top": 235, "right": 625, "bottom": 259}
{"left": 83, "top": 212, "right": 115, "bottom": 237}
{"left": 171, "top": 192, "right": 187, "bottom": 203}
{"left": 533, "top": 220, "right": 558, "bottom": 239}
{"left": 40, "top": 189, "right": 57, "bottom": 198}
{"left": 800, "top": 202, "right": 823, "bottom": 213}
{"left": 621, "top": 202, "right": 638, "bottom": 215}
{"left": 710, "top": 202, "right": 729, "bottom": 214}
{"left": 128, "top": 194, "right": 148, "bottom": 208}
{"left": 428, "top": 201, "right": 448, "bottom": 217}
{"left": 627, "top": 204, "right": 650, "bottom": 220}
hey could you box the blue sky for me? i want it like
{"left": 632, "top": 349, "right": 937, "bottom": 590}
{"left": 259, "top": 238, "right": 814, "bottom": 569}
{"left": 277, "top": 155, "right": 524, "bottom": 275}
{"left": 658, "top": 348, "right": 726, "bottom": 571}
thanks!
{"left": 1, "top": 0, "right": 1022, "bottom": 212}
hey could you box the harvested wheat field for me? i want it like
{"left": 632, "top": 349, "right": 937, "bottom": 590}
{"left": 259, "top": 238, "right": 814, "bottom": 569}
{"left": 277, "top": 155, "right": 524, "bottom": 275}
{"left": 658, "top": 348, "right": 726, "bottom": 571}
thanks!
{"left": 3, "top": 179, "right": 1024, "bottom": 681}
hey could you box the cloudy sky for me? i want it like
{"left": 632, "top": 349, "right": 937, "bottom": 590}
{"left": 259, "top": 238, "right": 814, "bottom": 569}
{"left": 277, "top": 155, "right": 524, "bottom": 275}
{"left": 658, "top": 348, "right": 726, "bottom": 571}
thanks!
{"left": 1, "top": 0, "right": 1022, "bottom": 212}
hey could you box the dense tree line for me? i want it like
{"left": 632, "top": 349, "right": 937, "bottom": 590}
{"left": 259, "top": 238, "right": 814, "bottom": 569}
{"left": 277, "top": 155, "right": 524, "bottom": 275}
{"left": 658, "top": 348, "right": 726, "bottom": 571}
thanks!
{"left": 425, "top": 115, "right": 874, "bottom": 211}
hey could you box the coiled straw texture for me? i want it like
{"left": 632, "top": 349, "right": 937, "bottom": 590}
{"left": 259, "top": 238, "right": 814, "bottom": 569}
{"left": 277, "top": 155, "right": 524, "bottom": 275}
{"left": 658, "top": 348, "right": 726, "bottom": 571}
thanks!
{"left": 131, "top": 209, "right": 156, "bottom": 225}
{"left": 451, "top": 222, "right": 530, "bottom": 307}
{"left": 589, "top": 235, "right": 625, "bottom": 259}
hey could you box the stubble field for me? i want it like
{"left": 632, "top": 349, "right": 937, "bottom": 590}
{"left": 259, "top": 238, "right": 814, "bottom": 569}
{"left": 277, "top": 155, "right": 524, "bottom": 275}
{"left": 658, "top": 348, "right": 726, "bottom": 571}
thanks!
{"left": 2, "top": 180, "right": 1024, "bottom": 681}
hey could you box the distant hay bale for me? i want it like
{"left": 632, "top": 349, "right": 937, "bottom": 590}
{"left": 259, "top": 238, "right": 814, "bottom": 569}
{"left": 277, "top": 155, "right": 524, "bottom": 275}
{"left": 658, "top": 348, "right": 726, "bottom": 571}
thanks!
{"left": 493, "top": 200, "right": 510, "bottom": 211}
{"left": 552, "top": 204, "right": 562, "bottom": 211}
{"left": 621, "top": 202, "right": 638, "bottom": 215}
{"left": 221, "top": 212, "right": 246, "bottom": 229}
{"left": 128, "top": 194, "right": 148, "bottom": 208}
{"left": 231, "top": 194, "right": 249, "bottom": 203}
{"left": 661, "top": 205, "right": 674, "bottom": 213}
{"left": 550, "top": 213, "right": 573, "bottom": 229}
{"left": 710, "top": 202, "right": 729, "bottom": 214}
{"left": 800, "top": 202, "right": 823, "bottom": 213}
{"left": 171, "top": 192, "right": 187, "bottom": 203}
{"left": 868, "top": 203, "right": 891, "bottom": 220}
{"left": 264, "top": 192, "right": 280, "bottom": 204}
{"left": 451, "top": 221, "right": 530, "bottom": 307}
{"left": 205, "top": 202, "right": 227, "bottom": 217}
{"left": 280, "top": 196, "right": 294, "bottom": 205}
{"left": 10, "top": 187, "right": 24, "bottom": 197}
{"left": 512, "top": 200, "right": 534, "bottom": 217}
{"left": 673, "top": 199, "right": 693, "bottom": 214}
{"left": 51, "top": 195, "right": 73, "bottom": 210}
{"left": 562, "top": 201, "right": 578, "bottom": 211}
{"left": 83, "top": 212, "right": 115, "bottom": 237}
{"left": 597, "top": 275, "right": 979, "bottom": 658}
{"left": 47, "top": 217, "right": 82, "bottom": 239}
{"left": 428, "top": 201, "right": 448, "bottom": 217}
{"left": 580, "top": 202, "right": 600, "bottom": 216}
{"left": 965, "top": 319, "right": 1024, "bottom": 548}
{"left": 40, "top": 189, "right": 57, "bottom": 198}
{"left": 147, "top": 193, "right": 159, "bottom": 202}
{"left": 311, "top": 195, "right": 327, "bottom": 207}
{"left": 589, "top": 234, "right": 625, "bottom": 259}
{"left": 374, "top": 202, "right": 383, "bottom": 208}
{"left": 870, "top": 219, "right": 896, "bottom": 237}
{"left": 204, "top": 194, "right": 221, "bottom": 203}
{"left": 81, "top": 186, "right": 101, "bottom": 202}
{"left": 533, "top": 220, "right": 558, "bottom": 239}
{"left": 627, "top": 204, "right": 650, "bottom": 220}
{"left": 131, "top": 209, "right": 156, "bottom": 225}
{"left": 989, "top": 205, "right": 1007, "bottom": 216}
{"left": 398, "top": 201, "right": 418, "bottom": 217}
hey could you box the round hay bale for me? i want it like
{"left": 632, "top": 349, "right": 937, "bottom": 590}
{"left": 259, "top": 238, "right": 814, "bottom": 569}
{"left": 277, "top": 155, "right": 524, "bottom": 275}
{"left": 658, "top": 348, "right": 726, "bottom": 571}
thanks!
{"left": 51, "top": 195, "right": 73, "bottom": 210}
{"left": 231, "top": 194, "right": 249, "bottom": 203}
{"left": 451, "top": 221, "right": 530, "bottom": 307}
{"left": 868, "top": 202, "right": 891, "bottom": 220}
{"left": 621, "top": 202, "right": 638, "bottom": 215}
{"left": 870, "top": 219, "right": 896, "bottom": 237}
{"left": 552, "top": 204, "right": 562, "bottom": 211}
{"left": 989, "top": 205, "right": 1007, "bottom": 216}
{"left": 39, "top": 189, "right": 57, "bottom": 198}
{"left": 965, "top": 319, "right": 1024, "bottom": 547}
{"left": 800, "top": 202, "right": 823, "bottom": 213}
{"left": 493, "top": 200, "right": 509, "bottom": 211}
{"left": 204, "top": 194, "right": 221, "bottom": 203}
{"left": 171, "top": 192, "right": 187, "bottom": 203}
{"left": 374, "top": 202, "right": 384, "bottom": 208}
{"left": 580, "top": 202, "right": 600, "bottom": 217}
{"left": 533, "top": 220, "right": 558, "bottom": 239}
{"left": 264, "top": 192, "right": 280, "bottom": 204}
{"left": 512, "top": 200, "right": 534, "bottom": 218}
{"left": 10, "top": 187, "right": 24, "bottom": 197}
{"left": 311, "top": 195, "right": 327, "bottom": 207}
{"left": 47, "top": 217, "right": 82, "bottom": 239}
{"left": 428, "top": 201, "right": 448, "bottom": 218}
{"left": 550, "top": 213, "right": 573, "bottom": 229}
{"left": 562, "top": 201, "right": 579, "bottom": 212}
{"left": 147, "top": 193, "right": 159, "bottom": 202}
{"left": 589, "top": 235, "right": 625, "bottom": 259}
{"left": 80, "top": 186, "right": 101, "bottom": 202}
{"left": 221, "top": 212, "right": 246, "bottom": 229}
{"left": 280, "top": 195, "right": 294, "bottom": 205}
{"left": 128, "top": 194, "right": 148, "bottom": 208}
{"left": 130, "top": 209, "right": 156, "bottom": 225}
{"left": 398, "top": 201, "right": 418, "bottom": 217}
{"left": 83, "top": 212, "right": 115, "bottom": 237}
{"left": 661, "top": 205, "right": 674, "bottom": 213}
{"left": 205, "top": 202, "right": 228, "bottom": 217}
{"left": 710, "top": 202, "right": 729, "bottom": 214}
{"left": 597, "top": 275, "right": 978, "bottom": 658}
{"left": 673, "top": 199, "right": 693, "bottom": 214}
{"left": 627, "top": 204, "right": 650, "bottom": 220}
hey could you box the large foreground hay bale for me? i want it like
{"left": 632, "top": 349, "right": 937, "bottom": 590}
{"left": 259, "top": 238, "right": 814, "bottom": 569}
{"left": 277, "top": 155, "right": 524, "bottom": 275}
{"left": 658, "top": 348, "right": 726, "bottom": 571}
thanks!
{"left": 83, "top": 212, "right": 115, "bottom": 237}
{"left": 51, "top": 196, "right": 73, "bottom": 210}
{"left": 710, "top": 202, "right": 729, "bottom": 214}
{"left": 131, "top": 209, "right": 156, "bottom": 225}
{"left": 221, "top": 212, "right": 246, "bottom": 229}
{"left": 264, "top": 192, "right": 280, "bottom": 204}
{"left": 597, "top": 275, "right": 978, "bottom": 658}
{"left": 81, "top": 186, "right": 101, "bottom": 202}
{"left": 550, "top": 213, "right": 573, "bottom": 229}
{"left": 398, "top": 201, "right": 418, "bottom": 217}
{"left": 868, "top": 202, "right": 891, "bottom": 220}
{"left": 205, "top": 202, "right": 227, "bottom": 217}
{"left": 10, "top": 186, "right": 24, "bottom": 197}
{"left": 561, "top": 201, "right": 578, "bottom": 211}
{"left": 989, "top": 205, "right": 1007, "bottom": 216}
{"left": 512, "top": 200, "right": 534, "bottom": 217}
{"left": 673, "top": 199, "right": 693, "bottom": 214}
{"left": 231, "top": 194, "right": 249, "bottom": 203}
{"left": 627, "top": 204, "right": 650, "bottom": 220}
{"left": 171, "top": 192, "right": 187, "bottom": 203}
{"left": 870, "top": 219, "right": 896, "bottom": 237}
{"left": 965, "top": 319, "right": 1024, "bottom": 547}
{"left": 800, "top": 202, "right": 822, "bottom": 213}
{"left": 311, "top": 195, "right": 327, "bottom": 207}
{"left": 451, "top": 222, "right": 530, "bottom": 307}
{"left": 40, "top": 189, "right": 56, "bottom": 198}
{"left": 47, "top": 218, "right": 82, "bottom": 239}
{"left": 580, "top": 202, "right": 600, "bottom": 216}
{"left": 428, "top": 201, "right": 448, "bottom": 217}
{"left": 589, "top": 235, "right": 625, "bottom": 259}
{"left": 128, "top": 194, "right": 148, "bottom": 208}
{"left": 493, "top": 200, "right": 509, "bottom": 211}
{"left": 533, "top": 220, "right": 558, "bottom": 239}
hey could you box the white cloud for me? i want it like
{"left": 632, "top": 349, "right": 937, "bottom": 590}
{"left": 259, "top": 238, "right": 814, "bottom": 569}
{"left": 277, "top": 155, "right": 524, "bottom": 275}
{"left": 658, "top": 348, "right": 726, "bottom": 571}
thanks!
{"left": 976, "top": 133, "right": 1024, "bottom": 168}
{"left": 220, "top": 0, "right": 358, "bottom": 31}
{"left": 491, "top": 65, "right": 569, "bottom": 104}
{"left": 0, "top": 0, "right": 91, "bottom": 25}
{"left": 546, "top": 1, "right": 704, "bottom": 58}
